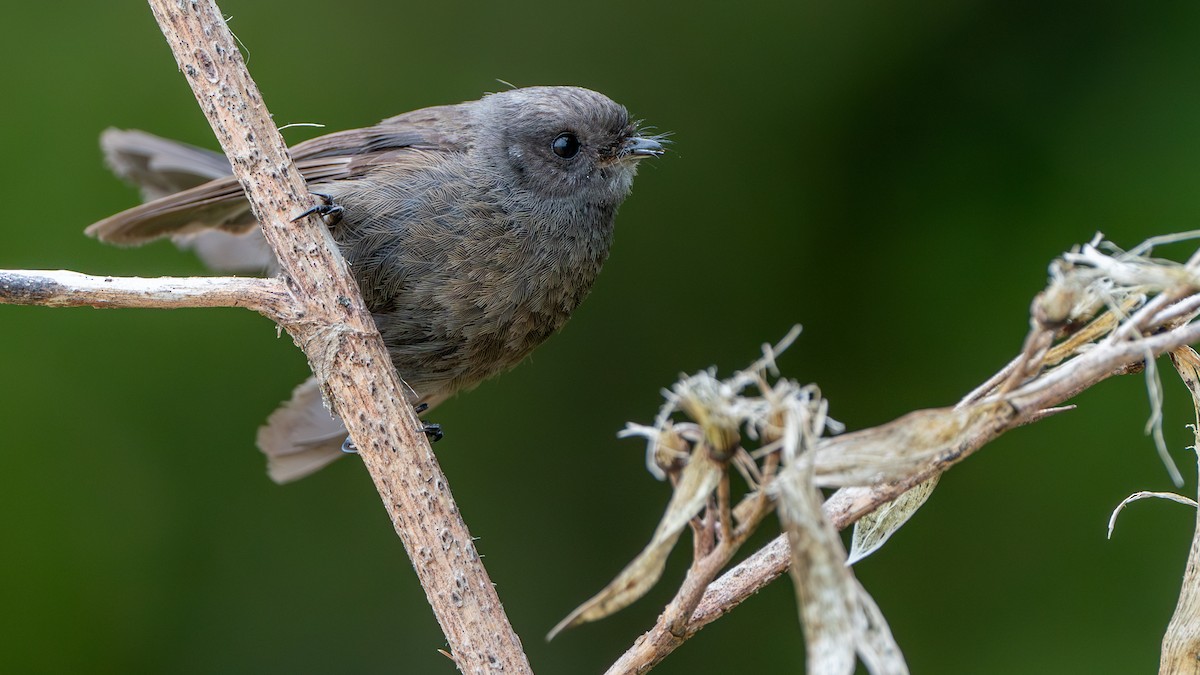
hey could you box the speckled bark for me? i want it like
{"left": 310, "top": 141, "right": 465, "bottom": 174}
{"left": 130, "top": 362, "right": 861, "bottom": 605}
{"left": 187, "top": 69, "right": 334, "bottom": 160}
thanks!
{"left": 0, "top": 270, "right": 291, "bottom": 313}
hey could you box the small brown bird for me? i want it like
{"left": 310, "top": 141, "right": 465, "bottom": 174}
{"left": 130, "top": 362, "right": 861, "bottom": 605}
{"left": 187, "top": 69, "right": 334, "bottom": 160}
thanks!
{"left": 88, "top": 86, "right": 664, "bottom": 482}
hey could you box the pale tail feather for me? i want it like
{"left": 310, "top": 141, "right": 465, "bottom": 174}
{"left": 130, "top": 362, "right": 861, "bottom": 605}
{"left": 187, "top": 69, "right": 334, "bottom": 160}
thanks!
{"left": 101, "top": 128, "right": 233, "bottom": 198}
{"left": 174, "top": 229, "right": 278, "bottom": 274}
{"left": 257, "top": 377, "right": 348, "bottom": 484}
{"left": 256, "top": 376, "right": 448, "bottom": 483}
{"left": 91, "top": 128, "right": 256, "bottom": 245}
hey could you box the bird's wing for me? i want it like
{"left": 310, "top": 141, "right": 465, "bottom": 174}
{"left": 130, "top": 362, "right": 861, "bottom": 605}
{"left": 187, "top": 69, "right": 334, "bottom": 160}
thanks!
{"left": 87, "top": 104, "right": 474, "bottom": 246}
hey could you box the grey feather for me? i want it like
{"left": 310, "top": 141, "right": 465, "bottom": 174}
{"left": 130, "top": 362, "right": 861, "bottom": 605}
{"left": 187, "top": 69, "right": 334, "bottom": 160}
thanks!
{"left": 255, "top": 377, "right": 347, "bottom": 483}
{"left": 89, "top": 86, "right": 664, "bottom": 482}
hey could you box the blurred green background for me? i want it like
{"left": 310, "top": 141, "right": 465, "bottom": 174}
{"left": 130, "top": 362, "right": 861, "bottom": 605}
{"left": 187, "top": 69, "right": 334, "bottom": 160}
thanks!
{"left": 3, "top": 1, "right": 1200, "bottom": 673}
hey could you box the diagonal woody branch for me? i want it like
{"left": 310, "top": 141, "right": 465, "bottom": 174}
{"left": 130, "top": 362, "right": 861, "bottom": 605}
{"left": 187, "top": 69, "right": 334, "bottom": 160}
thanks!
{"left": 144, "top": 2, "right": 531, "bottom": 672}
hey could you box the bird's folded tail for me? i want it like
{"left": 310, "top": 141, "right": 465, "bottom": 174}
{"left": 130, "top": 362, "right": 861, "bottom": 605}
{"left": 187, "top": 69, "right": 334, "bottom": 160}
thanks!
{"left": 257, "top": 377, "right": 349, "bottom": 484}
{"left": 100, "top": 128, "right": 234, "bottom": 196}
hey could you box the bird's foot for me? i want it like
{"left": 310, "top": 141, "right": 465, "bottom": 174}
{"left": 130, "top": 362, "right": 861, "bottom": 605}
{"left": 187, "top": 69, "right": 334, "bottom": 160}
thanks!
{"left": 422, "top": 422, "right": 444, "bottom": 443}
{"left": 413, "top": 402, "right": 444, "bottom": 443}
{"left": 292, "top": 191, "right": 345, "bottom": 227}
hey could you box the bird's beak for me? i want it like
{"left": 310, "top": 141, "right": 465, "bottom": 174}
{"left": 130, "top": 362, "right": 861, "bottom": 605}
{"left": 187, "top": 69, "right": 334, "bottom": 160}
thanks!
{"left": 621, "top": 136, "right": 666, "bottom": 159}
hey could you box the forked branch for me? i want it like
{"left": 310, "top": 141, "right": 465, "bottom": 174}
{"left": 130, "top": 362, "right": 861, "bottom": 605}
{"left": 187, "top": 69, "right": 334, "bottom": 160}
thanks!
{"left": 0, "top": 1, "right": 533, "bottom": 673}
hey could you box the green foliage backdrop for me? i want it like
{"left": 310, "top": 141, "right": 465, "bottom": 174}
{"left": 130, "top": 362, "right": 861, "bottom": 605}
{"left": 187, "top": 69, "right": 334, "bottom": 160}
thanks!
{"left": 3, "top": 2, "right": 1200, "bottom": 673}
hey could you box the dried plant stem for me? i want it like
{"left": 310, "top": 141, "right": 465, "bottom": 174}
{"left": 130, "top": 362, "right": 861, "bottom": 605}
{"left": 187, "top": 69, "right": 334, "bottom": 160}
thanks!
{"left": 608, "top": 294, "right": 1200, "bottom": 674}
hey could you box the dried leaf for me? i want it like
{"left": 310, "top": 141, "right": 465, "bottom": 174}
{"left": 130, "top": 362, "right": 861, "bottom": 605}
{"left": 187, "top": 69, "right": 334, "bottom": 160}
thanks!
{"left": 811, "top": 401, "right": 1012, "bottom": 488}
{"left": 1142, "top": 347, "right": 1185, "bottom": 486}
{"left": 776, "top": 464, "right": 908, "bottom": 675}
{"left": 547, "top": 448, "right": 723, "bottom": 640}
{"left": 847, "top": 476, "right": 940, "bottom": 565}
{"left": 777, "top": 468, "right": 856, "bottom": 673}
{"left": 853, "top": 585, "right": 910, "bottom": 674}
{"left": 1169, "top": 346, "right": 1200, "bottom": 421}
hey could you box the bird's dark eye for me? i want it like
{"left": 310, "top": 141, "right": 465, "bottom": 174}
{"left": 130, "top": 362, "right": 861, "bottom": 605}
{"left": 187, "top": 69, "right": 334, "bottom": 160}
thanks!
{"left": 551, "top": 132, "right": 581, "bottom": 159}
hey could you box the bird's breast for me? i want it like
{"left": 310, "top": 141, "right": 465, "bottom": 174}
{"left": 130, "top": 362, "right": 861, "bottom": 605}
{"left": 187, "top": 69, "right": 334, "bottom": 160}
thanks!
{"left": 331, "top": 172, "right": 617, "bottom": 399}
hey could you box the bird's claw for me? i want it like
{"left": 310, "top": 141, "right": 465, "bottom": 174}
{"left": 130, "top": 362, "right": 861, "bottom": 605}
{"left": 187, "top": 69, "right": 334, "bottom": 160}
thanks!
{"left": 422, "top": 423, "right": 444, "bottom": 443}
{"left": 292, "top": 191, "right": 345, "bottom": 227}
{"left": 413, "top": 402, "right": 443, "bottom": 442}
